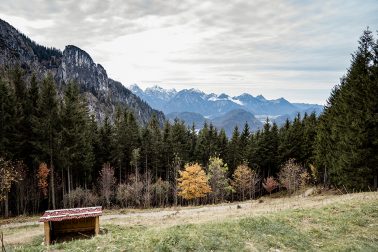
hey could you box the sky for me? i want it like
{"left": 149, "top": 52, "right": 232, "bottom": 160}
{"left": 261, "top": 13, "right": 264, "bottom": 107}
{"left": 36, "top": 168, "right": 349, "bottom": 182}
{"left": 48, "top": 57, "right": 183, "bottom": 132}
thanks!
{"left": 0, "top": 0, "right": 377, "bottom": 104}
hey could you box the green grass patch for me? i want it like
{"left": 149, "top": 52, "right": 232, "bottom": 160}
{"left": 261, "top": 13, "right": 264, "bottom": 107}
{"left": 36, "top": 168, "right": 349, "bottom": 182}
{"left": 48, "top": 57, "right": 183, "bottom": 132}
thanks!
{"left": 9, "top": 197, "right": 378, "bottom": 252}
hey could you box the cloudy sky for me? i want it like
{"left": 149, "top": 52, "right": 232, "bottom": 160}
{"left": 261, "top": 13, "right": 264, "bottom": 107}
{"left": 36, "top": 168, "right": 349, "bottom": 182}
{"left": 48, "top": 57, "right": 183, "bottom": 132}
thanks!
{"left": 1, "top": 0, "right": 377, "bottom": 104}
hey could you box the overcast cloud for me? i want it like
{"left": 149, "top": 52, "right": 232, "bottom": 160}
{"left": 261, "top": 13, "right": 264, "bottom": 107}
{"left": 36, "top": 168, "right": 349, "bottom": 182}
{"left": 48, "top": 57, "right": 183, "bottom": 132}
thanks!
{"left": 1, "top": 0, "right": 377, "bottom": 104}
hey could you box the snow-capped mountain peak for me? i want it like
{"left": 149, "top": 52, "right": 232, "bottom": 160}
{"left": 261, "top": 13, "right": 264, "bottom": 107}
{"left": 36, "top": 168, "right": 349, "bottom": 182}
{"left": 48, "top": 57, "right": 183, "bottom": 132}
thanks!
{"left": 128, "top": 85, "right": 323, "bottom": 121}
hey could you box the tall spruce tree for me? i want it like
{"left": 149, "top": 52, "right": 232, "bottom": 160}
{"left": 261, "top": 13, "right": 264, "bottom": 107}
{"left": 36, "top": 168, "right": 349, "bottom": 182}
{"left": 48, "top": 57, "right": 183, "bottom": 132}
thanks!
{"left": 315, "top": 29, "right": 378, "bottom": 190}
{"left": 227, "top": 126, "right": 241, "bottom": 175}
{"left": 60, "top": 81, "right": 94, "bottom": 193}
{"left": 0, "top": 77, "right": 16, "bottom": 159}
{"left": 31, "top": 73, "right": 59, "bottom": 209}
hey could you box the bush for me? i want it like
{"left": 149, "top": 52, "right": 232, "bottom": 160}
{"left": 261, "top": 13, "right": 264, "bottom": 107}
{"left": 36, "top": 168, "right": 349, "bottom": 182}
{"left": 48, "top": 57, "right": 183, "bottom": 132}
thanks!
{"left": 99, "top": 163, "right": 116, "bottom": 207}
{"left": 262, "top": 177, "right": 279, "bottom": 195}
{"left": 152, "top": 178, "right": 170, "bottom": 207}
{"left": 278, "top": 159, "right": 309, "bottom": 195}
{"left": 116, "top": 174, "right": 144, "bottom": 208}
{"left": 63, "top": 187, "right": 99, "bottom": 208}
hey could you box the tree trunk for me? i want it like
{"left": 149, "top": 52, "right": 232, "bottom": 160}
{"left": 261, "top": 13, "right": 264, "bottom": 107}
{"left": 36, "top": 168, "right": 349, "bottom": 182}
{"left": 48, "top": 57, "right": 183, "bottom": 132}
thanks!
{"left": 49, "top": 127, "right": 56, "bottom": 210}
{"left": 119, "top": 159, "right": 122, "bottom": 184}
{"left": 50, "top": 156, "right": 55, "bottom": 209}
{"left": 4, "top": 195, "right": 9, "bottom": 218}
{"left": 67, "top": 167, "right": 71, "bottom": 195}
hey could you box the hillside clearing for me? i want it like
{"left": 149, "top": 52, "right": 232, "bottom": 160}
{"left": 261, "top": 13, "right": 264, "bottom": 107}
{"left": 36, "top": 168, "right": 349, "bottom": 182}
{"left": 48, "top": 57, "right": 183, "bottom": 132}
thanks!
{"left": 2, "top": 191, "right": 378, "bottom": 251}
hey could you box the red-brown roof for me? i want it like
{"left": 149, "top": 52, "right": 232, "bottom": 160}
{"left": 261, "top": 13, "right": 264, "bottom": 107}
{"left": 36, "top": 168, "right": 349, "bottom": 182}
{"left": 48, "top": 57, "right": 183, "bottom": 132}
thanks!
{"left": 39, "top": 206, "right": 102, "bottom": 222}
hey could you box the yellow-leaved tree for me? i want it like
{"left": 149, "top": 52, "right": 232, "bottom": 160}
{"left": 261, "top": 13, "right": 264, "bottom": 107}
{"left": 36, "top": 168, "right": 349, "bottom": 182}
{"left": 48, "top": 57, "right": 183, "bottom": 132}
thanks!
{"left": 232, "top": 164, "right": 259, "bottom": 201}
{"left": 177, "top": 163, "right": 211, "bottom": 202}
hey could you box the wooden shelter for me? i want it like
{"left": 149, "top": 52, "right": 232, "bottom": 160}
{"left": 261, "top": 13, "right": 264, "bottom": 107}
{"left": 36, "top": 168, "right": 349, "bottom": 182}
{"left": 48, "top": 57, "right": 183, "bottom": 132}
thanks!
{"left": 39, "top": 206, "right": 102, "bottom": 245}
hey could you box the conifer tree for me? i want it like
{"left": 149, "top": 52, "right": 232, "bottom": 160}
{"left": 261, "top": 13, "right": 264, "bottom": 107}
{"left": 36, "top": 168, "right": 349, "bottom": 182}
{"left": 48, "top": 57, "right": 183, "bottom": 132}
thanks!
{"left": 10, "top": 67, "right": 28, "bottom": 160}
{"left": 60, "top": 81, "right": 93, "bottom": 192}
{"left": 97, "top": 116, "right": 113, "bottom": 167}
{"left": 240, "top": 122, "right": 250, "bottom": 161}
{"left": 217, "top": 129, "right": 228, "bottom": 161}
{"left": 227, "top": 126, "right": 241, "bottom": 175}
{"left": 0, "top": 77, "right": 16, "bottom": 158}
{"left": 31, "top": 73, "right": 59, "bottom": 209}
{"left": 25, "top": 74, "right": 40, "bottom": 169}
{"left": 315, "top": 29, "right": 378, "bottom": 190}
{"left": 195, "top": 122, "right": 210, "bottom": 165}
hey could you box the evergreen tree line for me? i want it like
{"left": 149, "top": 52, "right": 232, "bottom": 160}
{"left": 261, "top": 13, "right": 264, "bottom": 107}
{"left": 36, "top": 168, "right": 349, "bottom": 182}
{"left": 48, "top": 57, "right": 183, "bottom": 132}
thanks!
{"left": 0, "top": 30, "right": 377, "bottom": 217}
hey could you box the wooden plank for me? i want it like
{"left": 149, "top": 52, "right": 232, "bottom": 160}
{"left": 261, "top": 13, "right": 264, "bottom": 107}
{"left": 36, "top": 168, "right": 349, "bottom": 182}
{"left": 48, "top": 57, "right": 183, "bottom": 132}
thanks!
{"left": 44, "top": 222, "right": 50, "bottom": 245}
{"left": 95, "top": 216, "right": 99, "bottom": 235}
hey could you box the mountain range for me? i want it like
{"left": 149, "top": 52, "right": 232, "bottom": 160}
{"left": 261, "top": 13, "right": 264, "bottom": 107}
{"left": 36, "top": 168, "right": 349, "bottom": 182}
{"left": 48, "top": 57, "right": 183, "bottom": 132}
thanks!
{"left": 129, "top": 85, "right": 323, "bottom": 136}
{"left": 0, "top": 19, "right": 164, "bottom": 125}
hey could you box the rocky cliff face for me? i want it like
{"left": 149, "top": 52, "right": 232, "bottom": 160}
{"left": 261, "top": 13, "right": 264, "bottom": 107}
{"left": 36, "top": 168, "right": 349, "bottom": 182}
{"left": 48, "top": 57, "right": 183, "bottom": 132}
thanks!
{"left": 0, "top": 19, "right": 164, "bottom": 125}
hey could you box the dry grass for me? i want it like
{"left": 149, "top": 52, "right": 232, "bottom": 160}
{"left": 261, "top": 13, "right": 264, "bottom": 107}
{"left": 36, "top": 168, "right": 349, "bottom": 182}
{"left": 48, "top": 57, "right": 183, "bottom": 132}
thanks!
{"left": 1, "top": 190, "right": 377, "bottom": 250}
{"left": 102, "top": 190, "right": 376, "bottom": 229}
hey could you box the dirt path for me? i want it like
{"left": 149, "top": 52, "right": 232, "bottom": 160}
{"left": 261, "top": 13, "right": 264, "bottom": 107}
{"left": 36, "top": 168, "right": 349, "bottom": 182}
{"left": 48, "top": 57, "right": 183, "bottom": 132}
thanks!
{"left": 102, "top": 192, "right": 378, "bottom": 228}
{"left": 1, "top": 191, "right": 377, "bottom": 245}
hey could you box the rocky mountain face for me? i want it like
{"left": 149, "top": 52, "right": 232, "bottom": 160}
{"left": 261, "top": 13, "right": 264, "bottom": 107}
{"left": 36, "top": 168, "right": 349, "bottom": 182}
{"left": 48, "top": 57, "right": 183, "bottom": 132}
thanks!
{"left": 0, "top": 19, "right": 164, "bottom": 125}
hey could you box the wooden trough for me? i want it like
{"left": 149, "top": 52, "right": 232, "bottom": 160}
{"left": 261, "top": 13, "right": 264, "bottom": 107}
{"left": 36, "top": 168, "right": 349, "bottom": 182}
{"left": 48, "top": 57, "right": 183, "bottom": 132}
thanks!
{"left": 39, "top": 206, "right": 102, "bottom": 245}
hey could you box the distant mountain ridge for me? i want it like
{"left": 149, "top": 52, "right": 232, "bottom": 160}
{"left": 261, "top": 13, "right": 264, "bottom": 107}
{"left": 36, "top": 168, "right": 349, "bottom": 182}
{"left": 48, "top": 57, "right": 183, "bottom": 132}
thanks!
{"left": 130, "top": 84, "right": 322, "bottom": 117}
{"left": 0, "top": 19, "right": 164, "bottom": 125}
{"left": 129, "top": 84, "right": 323, "bottom": 134}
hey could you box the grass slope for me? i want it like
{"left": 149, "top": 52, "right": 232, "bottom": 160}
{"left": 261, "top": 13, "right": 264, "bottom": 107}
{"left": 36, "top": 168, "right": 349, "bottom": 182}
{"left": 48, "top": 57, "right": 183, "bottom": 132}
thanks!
{"left": 7, "top": 193, "right": 378, "bottom": 251}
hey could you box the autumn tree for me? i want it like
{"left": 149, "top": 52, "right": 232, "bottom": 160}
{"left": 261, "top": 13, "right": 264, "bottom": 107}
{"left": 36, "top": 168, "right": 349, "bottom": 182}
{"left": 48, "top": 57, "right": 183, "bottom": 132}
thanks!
{"left": 262, "top": 176, "right": 279, "bottom": 195}
{"left": 207, "top": 157, "right": 232, "bottom": 203}
{"left": 177, "top": 163, "right": 211, "bottom": 203}
{"left": 232, "top": 164, "right": 259, "bottom": 201}
{"left": 278, "top": 159, "right": 309, "bottom": 195}
{"left": 0, "top": 157, "right": 22, "bottom": 217}
{"left": 37, "top": 162, "right": 49, "bottom": 198}
{"left": 99, "top": 163, "right": 116, "bottom": 208}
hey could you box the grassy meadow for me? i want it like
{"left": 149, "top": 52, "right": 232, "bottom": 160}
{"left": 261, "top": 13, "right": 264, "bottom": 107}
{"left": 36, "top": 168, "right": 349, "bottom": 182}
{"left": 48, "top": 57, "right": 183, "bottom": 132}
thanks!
{"left": 3, "top": 192, "right": 378, "bottom": 252}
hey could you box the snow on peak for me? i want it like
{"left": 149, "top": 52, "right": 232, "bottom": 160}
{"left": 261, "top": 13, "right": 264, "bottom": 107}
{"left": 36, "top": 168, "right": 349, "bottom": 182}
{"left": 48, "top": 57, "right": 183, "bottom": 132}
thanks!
{"left": 128, "top": 84, "right": 143, "bottom": 93}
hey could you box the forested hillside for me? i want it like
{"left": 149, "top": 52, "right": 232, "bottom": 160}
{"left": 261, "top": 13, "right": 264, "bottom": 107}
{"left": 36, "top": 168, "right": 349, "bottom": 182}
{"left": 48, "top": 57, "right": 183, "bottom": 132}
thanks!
{"left": 0, "top": 30, "right": 377, "bottom": 218}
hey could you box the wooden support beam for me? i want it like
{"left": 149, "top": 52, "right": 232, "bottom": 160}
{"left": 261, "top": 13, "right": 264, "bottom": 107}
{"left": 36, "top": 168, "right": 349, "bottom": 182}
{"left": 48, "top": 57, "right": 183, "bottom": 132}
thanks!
{"left": 95, "top": 216, "right": 100, "bottom": 235}
{"left": 44, "top": 222, "right": 50, "bottom": 245}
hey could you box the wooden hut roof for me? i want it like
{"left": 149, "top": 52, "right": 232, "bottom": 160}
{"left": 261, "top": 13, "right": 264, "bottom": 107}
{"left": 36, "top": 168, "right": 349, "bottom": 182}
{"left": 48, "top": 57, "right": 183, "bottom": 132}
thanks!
{"left": 39, "top": 206, "right": 102, "bottom": 222}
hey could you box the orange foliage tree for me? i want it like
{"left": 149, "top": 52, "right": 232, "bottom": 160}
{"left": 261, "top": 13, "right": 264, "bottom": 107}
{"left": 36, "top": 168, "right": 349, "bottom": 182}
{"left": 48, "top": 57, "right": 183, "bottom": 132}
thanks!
{"left": 177, "top": 163, "right": 211, "bottom": 202}
{"left": 37, "top": 162, "right": 49, "bottom": 197}
{"left": 232, "top": 164, "right": 259, "bottom": 200}
{"left": 262, "top": 176, "right": 279, "bottom": 195}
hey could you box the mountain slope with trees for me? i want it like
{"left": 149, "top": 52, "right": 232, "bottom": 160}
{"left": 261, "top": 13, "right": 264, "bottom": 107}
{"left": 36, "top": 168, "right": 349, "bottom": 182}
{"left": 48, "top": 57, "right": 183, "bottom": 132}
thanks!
{"left": 0, "top": 18, "right": 164, "bottom": 125}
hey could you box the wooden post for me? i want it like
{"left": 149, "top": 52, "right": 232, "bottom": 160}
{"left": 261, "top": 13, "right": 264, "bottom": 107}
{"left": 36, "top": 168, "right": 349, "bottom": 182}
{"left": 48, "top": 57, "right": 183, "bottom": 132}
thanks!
{"left": 95, "top": 216, "right": 99, "bottom": 235}
{"left": 44, "top": 222, "right": 50, "bottom": 245}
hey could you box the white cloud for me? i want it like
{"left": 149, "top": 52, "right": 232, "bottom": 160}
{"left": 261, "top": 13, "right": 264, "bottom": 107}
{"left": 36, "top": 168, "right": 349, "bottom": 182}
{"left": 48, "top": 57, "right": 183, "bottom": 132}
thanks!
{"left": 0, "top": 0, "right": 377, "bottom": 104}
